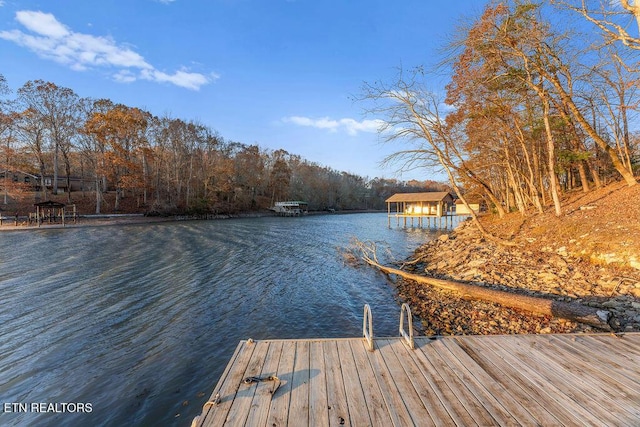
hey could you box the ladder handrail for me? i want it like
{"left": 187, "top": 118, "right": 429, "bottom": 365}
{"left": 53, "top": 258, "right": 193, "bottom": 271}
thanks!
{"left": 363, "top": 304, "right": 374, "bottom": 352}
{"left": 399, "top": 303, "right": 415, "bottom": 349}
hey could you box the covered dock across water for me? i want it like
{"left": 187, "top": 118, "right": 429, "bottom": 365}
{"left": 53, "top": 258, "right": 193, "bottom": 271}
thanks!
{"left": 386, "top": 192, "right": 456, "bottom": 228}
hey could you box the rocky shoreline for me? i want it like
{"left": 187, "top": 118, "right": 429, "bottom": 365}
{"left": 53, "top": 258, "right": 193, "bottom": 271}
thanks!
{"left": 397, "top": 220, "right": 640, "bottom": 336}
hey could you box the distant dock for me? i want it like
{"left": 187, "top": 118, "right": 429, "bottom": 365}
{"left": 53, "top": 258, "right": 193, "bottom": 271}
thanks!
{"left": 385, "top": 192, "right": 469, "bottom": 229}
{"left": 192, "top": 308, "right": 640, "bottom": 426}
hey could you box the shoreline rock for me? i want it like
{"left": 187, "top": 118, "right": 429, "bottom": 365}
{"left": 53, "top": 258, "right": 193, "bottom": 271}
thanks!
{"left": 398, "top": 220, "right": 640, "bottom": 335}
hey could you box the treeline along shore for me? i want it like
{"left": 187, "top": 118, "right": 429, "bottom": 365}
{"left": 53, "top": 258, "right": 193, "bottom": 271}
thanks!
{"left": 0, "top": 75, "right": 450, "bottom": 218}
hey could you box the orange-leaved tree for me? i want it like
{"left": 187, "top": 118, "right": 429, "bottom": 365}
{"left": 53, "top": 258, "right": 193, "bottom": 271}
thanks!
{"left": 85, "top": 104, "right": 149, "bottom": 212}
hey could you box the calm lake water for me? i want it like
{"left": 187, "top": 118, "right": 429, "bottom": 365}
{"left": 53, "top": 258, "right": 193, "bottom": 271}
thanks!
{"left": 0, "top": 213, "right": 456, "bottom": 426}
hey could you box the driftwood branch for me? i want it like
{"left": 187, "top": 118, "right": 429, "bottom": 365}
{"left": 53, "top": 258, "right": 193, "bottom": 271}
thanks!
{"left": 353, "top": 240, "right": 612, "bottom": 331}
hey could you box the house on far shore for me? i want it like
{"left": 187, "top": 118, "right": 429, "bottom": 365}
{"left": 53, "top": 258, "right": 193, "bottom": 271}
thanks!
{"left": 0, "top": 170, "right": 39, "bottom": 187}
{"left": 0, "top": 170, "right": 91, "bottom": 193}
{"left": 455, "top": 198, "right": 483, "bottom": 215}
{"left": 385, "top": 192, "right": 455, "bottom": 228}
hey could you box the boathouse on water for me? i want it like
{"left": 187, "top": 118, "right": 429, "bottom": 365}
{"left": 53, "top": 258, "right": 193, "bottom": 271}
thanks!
{"left": 271, "top": 201, "right": 309, "bottom": 216}
{"left": 386, "top": 191, "right": 454, "bottom": 228}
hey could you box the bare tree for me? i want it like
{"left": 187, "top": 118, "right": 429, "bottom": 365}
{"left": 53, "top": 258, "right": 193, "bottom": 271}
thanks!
{"left": 16, "top": 81, "right": 80, "bottom": 195}
{"left": 555, "top": 0, "right": 640, "bottom": 50}
{"left": 360, "top": 68, "right": 512, "bottom": 243}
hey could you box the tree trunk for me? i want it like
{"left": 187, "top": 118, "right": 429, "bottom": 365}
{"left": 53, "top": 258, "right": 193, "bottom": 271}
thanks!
{"left": 95, "top": 177, "right": 101, "bottom": 214}
{"left": 65, "top": 161, "right": 72, "bottom": 203}
{"left": 53, "top": 143, "right": 59, "bottom": 194}
{"left": 142, "top": 155, "right": 148, "bottom": 206}
{"left": 363, "top": 258, "right": 612, "bottom": 330}
{"left": 39, "top": 162, "right": 47, "bottom": 201}
{"left": 543, "top": 98, "right": 562, "bottom": 216}
{"left": 515, "top": 119, "right": 544, "bottom": 213}
{"left": 115, "top": 188, "right": 121, "bottom": 212}
{"left": 505, "top": 156, "right": 526, "bottom": 215}
{"left": 578, "top": 161, "right": 589, "bottom": 193}
{"left": 2, "top": 166, "right": 7, "bottom": 205}
{"left": 80, "top": 158, "right": 85, "bottom": 198}
{"left": 548, "top": 73, "right": 637, "bottom": 187}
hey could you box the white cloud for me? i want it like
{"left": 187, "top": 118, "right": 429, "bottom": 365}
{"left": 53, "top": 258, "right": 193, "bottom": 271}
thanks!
{"left": 286, "top": 116, "right": 340, "bottom": 131}
{"left": 15, "top": 10, "right": 69, "bottom": 38}
{"left": 113, "top": 69, "right": 137, "bottom": 83}
{"left": 338, "top": 118, "right": 384, "bottom": 136}
{"left": 0, "top": 10, "right": 215, "bottom": 90}
{"left": 283, "top": 116, "right": 384, "bottom": 136}
{"left": 140, "top": 68, "right": 219, "bottom": 91}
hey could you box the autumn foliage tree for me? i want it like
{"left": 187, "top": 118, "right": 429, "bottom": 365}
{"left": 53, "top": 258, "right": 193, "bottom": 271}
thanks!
{"left": 85, "top": 104, "right": 149, "bottom": 212}
{"left": 363, "top": 0, "right": 638, "bottom": 233}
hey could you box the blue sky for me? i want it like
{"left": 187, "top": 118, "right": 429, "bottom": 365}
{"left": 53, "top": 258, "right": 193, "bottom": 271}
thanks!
{"left": 0, "top": 0, "right": 485, "bottom": 181}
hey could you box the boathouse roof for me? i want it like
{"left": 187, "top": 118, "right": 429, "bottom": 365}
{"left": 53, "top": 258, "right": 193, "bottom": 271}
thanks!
{"left": 385, "top": 192, "right": 452, "bottom": 203}
{"left": 34, "top": 200, "right": 66, "bottom": 208}
{"left": 274, "top": 201, "right": 308, "bottom": 207}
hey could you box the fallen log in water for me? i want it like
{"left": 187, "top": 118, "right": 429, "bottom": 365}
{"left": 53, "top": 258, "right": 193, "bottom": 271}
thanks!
{"left": 353, "top": 240, "right": 612, "bottom": 331}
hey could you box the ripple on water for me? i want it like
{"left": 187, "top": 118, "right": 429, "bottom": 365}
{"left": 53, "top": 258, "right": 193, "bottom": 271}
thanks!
{"left": 0, "top": 213, "right": 443, "bottom": 426}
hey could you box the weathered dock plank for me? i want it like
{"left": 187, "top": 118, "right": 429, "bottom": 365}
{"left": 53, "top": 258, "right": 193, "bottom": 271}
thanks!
{"left": 378, "top": 339, "right": 434, "bottom": 426}
{"left": 526, "top": 336, "right": 640, "bottom": 420}
{"left": 467, "top": 335, "right": 607, "bottom": 425}
{"left": 491, "top": 335, "right": 627, "bottom": 425}
{"left": 243, "top": 341, "right": 283, "bottom": 427}
{"left": 550, "top": 335, "right": 640, "bottom": 390}
{"left": 386, "top": 338, "right": 458, "bottom": 426}
{"left": 443, "top": 337, "right": 560, "bottom": 426}
{"left": 403, "top": 338, "right": 476, "bottom": 426}
{"left": 335, "top": 340, "right": 372, "bottom": 426}
{"left": 323, "top": 340, "right": 351, "bottom": 426}
{"left": 346, "top": 339, "right": 393, "bottom": 426}
{"left": 418, "top": 339, "right": 496, "bottom": 426}
{"left": 289, "top": 341, "right": 310, "bottom": 426}
{"left": 308, "top": 341, "right": 329, "bottom": 426}
{"left": 267, "top": 340, "right": 295, "bottom": 427}
{"left": 192, "top": 333, "right": 640, "bottom": 427}
{"left": 365, "top": 339, "right": 415, "bottom": 426}
{"left": 223, "top": 339, "right": 270, "bottom": 426}
{"left": 432, "top": 338, "right": 536, "bottom": 425}
{"left": 198, "top": 340, "right": 255, "bottom": 427}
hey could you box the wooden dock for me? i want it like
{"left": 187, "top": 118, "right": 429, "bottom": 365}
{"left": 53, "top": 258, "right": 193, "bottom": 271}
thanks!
{"left": 192, "top": 332, "right": 640, "bottom": 426}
